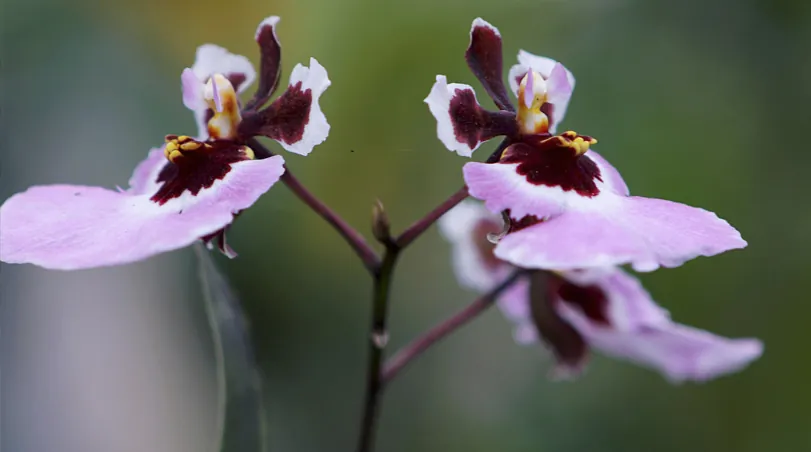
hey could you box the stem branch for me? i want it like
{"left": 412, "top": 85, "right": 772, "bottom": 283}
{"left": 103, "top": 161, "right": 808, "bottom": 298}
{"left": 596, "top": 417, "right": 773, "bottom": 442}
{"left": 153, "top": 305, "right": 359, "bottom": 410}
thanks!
{"left": 394, "top": 186, "right": 469, "bottom": 248}
{"left": 382, "top": 270, "right": 525, "bottom": 383}
{"left": 248, "top": 139, "right": 381, "bottom": 272}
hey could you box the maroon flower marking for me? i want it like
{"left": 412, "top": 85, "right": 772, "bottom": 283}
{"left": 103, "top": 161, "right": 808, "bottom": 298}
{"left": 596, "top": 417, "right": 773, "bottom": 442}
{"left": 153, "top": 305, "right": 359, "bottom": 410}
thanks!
{"left": 500, "top": 137, "right": 602, "bottom": 197}
{"left": 245, "top": 18, "right": 282, "bottom": 111}
{"left": 505, "top": 209, "right": 542, "bottom": 233}
{"left": 239, "top": 81, "right": 313, "bottom": 144}
{"left": 529, "top": 271, "right": 587, "bottom": 368}
{"left": 435, "top": 19, "right": 583, "bottom": 164}
{"left": 226, "top": 73, "right": 248, "bottom": 92}
{"left": 472, "top": 218, "right": 504, "bottom": 270}
{"left": 449, "top": 88, "right": 518, "bottom": 150}
{"left": 151, "top": 139, "right": 252, "bottom": 205}
{"left": 555, "top": 279, "right": 610, "bottom": 325}
{"left": 466, "top": 20, "right": 515, "bottom": 112}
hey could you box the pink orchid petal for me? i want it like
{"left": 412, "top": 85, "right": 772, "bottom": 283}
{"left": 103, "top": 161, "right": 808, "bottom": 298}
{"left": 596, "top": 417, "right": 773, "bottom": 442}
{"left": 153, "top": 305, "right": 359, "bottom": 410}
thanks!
{"left": 464, "top": 161, "right": 571, "bottom": 220}
{"left": 0, "top": 156, "right": 285, "bottom": 270}
{"left": 556, "top": 269, "right": 763, "bottom": 382}
{"left": 493, "top": 197, "right": 746, "bottom": 272}
{"left": 465, "top": 150, "right": 744, "bottom": 271}
{"left": 544, "top": 63, "right": 574, "bottom": 129}
{"left": 584, "top": 150, "right": 629, "bottom": 196}
{"left": 127, "top": 147, "right": 170, "bottom": 196}
{"left": 181, "top": 68, "right": 203, "bottom": 111}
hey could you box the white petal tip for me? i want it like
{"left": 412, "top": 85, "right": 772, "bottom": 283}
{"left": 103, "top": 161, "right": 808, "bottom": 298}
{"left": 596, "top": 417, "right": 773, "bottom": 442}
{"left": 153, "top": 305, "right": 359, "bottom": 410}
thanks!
{"left": 471, "top": 17, "right": 499, "bottom": 36}
{"left": 424, "top": 76, "right": 477, "bottom": 157}
{"left": 255, "top": 16, "right": 280, "bottom": 41}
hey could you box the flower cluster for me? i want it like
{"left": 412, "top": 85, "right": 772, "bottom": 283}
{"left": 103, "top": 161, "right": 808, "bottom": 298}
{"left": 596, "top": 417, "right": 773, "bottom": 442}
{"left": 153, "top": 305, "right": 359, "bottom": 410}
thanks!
{"left": 0, "top": 16, "right": 329, "bottom": 269}
{"left": 0, "top": 14, "right": 761, "bottom": 386}
{"left": 431, "top": 19, "right": 760, "bottom": 380}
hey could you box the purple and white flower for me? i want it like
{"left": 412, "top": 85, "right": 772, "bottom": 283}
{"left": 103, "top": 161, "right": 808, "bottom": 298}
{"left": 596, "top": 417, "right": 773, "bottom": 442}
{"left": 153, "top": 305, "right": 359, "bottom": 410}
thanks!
{"left": 426, "top": 18, "right": 745, "bottom": 272}
{"left": 439, "top": 200, "right": 763, "bottom": 382}
{"left": 0, "top": 16, "right": 331, "bottom": 270}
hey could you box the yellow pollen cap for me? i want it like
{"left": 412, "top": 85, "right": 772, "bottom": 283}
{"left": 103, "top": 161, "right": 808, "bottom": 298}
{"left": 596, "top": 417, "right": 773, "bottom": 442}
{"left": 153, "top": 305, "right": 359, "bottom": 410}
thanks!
{"left": 163, "top": 135, "right": 210, "bottom": 163}
{"left": 558, "top": 131, "right": 597, "bottom": 155}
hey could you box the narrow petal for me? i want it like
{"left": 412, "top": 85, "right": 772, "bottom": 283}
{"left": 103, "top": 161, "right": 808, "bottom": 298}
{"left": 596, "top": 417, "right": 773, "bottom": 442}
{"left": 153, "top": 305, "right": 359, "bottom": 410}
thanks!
{"left": 425, "top": 76, "right": 518, "bottom": 157}
{"left": 507, "top": 51, "right": 576, "bottom": 131}
{"left": 543, "top": 63, "right": 574, "bottom": 132}
{"left": 0, "top": 156, "right": 285, "bottom": 270}
{"left": 493, "top": 197, "right": 746, "bottom": 272}
{"left": 555, "top": 270, "right": 763, "bottom": 382}
{"left": 239, "top": 58, "right": 331, "bottom": 156}
{"left": 465, "top": 18, "right": 515, "bottom": 112}
{"left": 191, "top": 44, "right": 256, "bottom": 94}
{"left": 180, "top": 68, "right": 213, "bottom": 139}
{"left": 181, "top": 68, "right": 204, "bottom": 111}
{"left": 245, "top": 16, "right": 283, "bottom": 111}
{"left": 438, "top": 200, "right": 513, "bottom": 292}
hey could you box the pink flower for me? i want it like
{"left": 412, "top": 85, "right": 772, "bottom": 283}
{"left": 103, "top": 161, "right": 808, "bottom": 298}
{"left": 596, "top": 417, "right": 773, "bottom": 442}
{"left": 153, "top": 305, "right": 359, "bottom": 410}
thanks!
{"left": 0, "top": 16, "right": 331, "bottom": 270}
{"left": 426, "top": 18, "right": 745, "bottom": 271}
{"left": 439, "top": 201, "right": 763, "bottom": 382}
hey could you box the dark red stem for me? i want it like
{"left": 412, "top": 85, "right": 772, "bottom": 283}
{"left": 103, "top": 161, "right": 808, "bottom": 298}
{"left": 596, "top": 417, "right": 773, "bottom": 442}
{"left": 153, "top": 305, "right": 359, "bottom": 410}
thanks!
{"left": 248, "top": 139, "right": 381, "bottom": 271}
{"left": 381, "top": 270, "right": 525, "bottom": 383}
{"left": 394, "top": 186, "right": 469, "bottom": 248}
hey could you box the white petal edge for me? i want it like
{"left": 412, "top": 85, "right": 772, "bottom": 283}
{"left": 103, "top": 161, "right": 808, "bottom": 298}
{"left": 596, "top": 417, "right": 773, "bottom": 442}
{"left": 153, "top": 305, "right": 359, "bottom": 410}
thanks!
{"left": 255, "top": 15, "right": 281, "bottom": 41}
{"left": 470, "top": 17, "right": 501, "bottom": 37}
{"left": 438, "top": 200, "right": 513, "bottom": 293}
{"left": 276, "top": 57, "right": 331, "bottom": 156}
{"left": 424, "top": 75, "right": 479, "bottom": 157}
{"left": 191, "top": 44, "right": 256, "bottom": 94}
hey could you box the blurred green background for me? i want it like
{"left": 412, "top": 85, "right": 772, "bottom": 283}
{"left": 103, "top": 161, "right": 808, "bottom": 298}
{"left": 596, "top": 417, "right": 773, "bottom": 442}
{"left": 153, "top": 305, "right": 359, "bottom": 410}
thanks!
{"left": 2, "top": 0, "right": 811, "bottom": 451}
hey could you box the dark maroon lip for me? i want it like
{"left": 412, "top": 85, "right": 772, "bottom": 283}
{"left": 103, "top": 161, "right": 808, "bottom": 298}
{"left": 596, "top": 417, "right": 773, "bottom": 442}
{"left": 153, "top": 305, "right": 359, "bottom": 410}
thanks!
{"left": 150, "top": 140, "right": 251, "bottom": 205}
{"left": 499, "top": 139, "right": 602, "bottom": 197}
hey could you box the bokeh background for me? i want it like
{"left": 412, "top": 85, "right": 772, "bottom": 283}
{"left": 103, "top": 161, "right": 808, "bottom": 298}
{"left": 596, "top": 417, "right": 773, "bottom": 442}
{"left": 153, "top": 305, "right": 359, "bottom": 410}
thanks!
{"left": 2, "top": 0, "right": 811, "bottom": 451}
